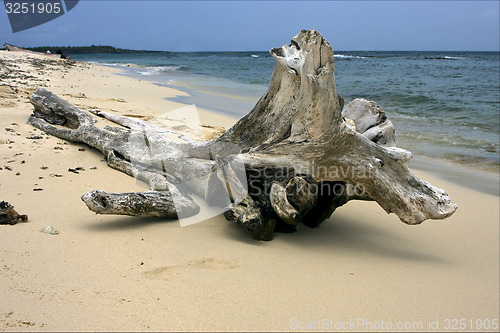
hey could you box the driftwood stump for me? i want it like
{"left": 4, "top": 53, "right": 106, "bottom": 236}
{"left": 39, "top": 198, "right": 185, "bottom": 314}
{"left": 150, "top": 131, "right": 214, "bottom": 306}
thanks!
{"left": 28, "top": 30, "right": 457, "bottom": 240}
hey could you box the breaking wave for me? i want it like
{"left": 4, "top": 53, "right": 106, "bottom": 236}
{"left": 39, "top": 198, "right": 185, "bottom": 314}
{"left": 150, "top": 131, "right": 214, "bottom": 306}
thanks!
{"left": 136, "top": 65, "right": 188, "bottom": 75}
{"left": 334, "top": 54, "right": 367, "bottom": 59}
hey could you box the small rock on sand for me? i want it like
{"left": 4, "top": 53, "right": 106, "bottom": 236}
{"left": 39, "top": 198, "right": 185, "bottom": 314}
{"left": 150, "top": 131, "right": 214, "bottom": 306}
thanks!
{"left": 41, "top": 226, "right": 59, "bottom": 235}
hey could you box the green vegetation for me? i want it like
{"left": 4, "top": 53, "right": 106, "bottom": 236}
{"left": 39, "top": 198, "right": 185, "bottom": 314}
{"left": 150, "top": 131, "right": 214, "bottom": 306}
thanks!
{"left": 25, "top": 45, "right": 160, "bottom": 54}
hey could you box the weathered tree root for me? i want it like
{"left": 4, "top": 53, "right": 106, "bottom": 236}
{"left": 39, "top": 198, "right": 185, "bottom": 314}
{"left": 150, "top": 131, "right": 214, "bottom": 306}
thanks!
{"left": 28, "top": 30, "right": 457, "bottom": 240}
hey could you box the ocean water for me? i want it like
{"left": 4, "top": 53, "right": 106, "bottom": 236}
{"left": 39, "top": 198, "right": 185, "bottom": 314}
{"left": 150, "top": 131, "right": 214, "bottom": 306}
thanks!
{"left": 71, "top": 51, "right": 500, "bottom": 172}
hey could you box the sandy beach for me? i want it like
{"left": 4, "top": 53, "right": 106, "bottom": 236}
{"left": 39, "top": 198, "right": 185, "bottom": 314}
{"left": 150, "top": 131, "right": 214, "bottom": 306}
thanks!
{"left": 0, "top": 50, "right": 498, "bottom": 331}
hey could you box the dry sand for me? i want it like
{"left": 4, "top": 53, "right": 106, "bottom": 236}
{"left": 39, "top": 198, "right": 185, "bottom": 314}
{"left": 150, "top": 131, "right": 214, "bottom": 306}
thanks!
{"left": 0, "top": 50, "right": 498, "bottom": 332}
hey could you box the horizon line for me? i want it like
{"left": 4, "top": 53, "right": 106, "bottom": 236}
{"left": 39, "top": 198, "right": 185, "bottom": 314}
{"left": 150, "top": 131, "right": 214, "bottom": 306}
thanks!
{"left": 6, "top": 43, "right": 500, "bottom": 53}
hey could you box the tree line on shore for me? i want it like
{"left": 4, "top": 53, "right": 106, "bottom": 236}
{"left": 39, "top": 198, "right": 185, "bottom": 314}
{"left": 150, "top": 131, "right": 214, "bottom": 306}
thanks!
{"left": 25, "top": 45, "right": 160, "bottom": 54}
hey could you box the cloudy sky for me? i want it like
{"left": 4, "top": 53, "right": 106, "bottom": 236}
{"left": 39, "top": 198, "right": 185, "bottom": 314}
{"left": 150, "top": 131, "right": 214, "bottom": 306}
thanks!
{"left": 1, "top": 1, "right": 499, "bottom": 51}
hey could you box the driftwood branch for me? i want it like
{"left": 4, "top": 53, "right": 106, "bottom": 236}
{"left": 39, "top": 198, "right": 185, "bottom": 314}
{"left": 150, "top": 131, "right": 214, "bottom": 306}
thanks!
{"left": 28, "top": 30, "right": 457, "bottom": 240}
{"left": 81, "top": 190, "right": 199, "bottom": 218}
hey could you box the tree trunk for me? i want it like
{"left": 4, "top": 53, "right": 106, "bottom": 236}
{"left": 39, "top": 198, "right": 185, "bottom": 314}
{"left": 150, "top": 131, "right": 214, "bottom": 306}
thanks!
{"left": 28, "top": 30, "right": 457, "bottom": 240}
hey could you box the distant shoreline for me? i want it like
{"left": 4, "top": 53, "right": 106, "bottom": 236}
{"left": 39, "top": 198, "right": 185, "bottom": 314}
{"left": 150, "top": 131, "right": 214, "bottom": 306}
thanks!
{"left": 24, "top": 45, "right": 162, "bottom": 54}
{"left": 14, "top": 44, "right": 500, "bottom": 53}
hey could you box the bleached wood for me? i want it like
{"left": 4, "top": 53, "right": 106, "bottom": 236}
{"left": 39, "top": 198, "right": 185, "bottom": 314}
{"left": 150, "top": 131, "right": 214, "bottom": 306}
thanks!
{"left": 28, "top": 30, "right": 457, "bottom": 240}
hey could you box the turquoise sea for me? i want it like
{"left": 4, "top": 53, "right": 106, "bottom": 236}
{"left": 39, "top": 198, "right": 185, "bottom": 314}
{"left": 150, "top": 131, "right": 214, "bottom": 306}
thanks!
{"left": 71, "top": 51, "right": 500, "bottom": 173}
